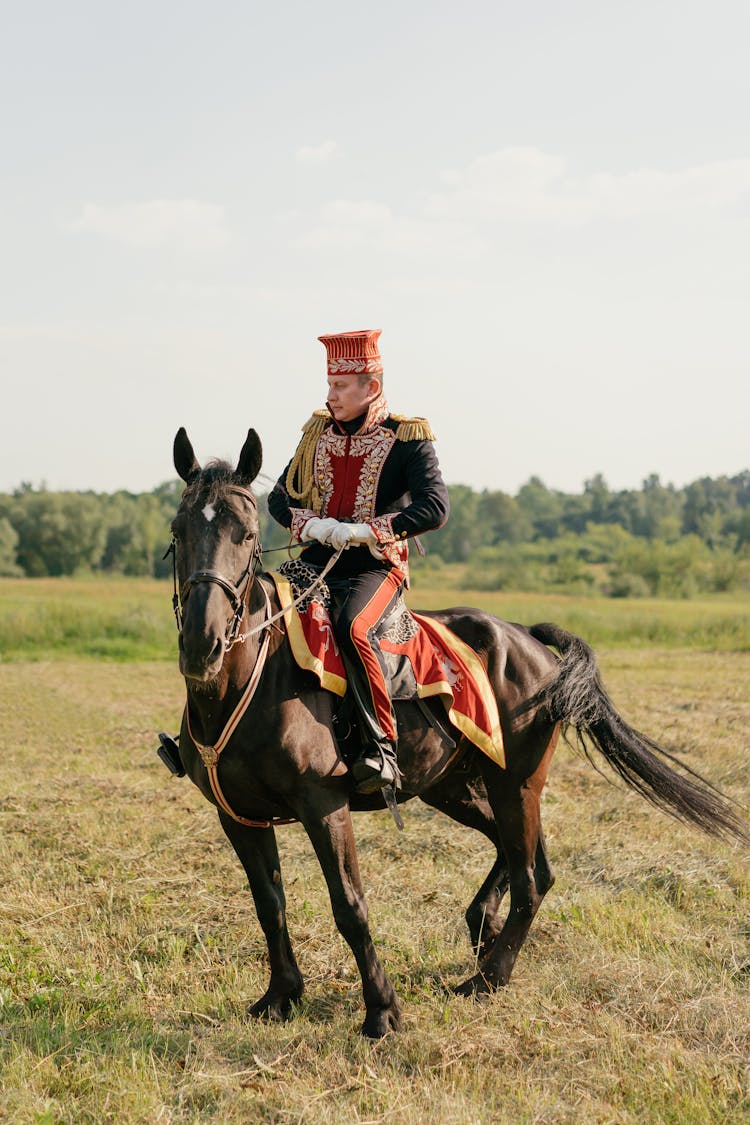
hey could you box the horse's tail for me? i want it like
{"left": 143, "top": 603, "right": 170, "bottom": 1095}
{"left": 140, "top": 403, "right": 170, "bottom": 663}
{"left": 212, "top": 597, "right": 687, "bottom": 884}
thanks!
{"left": 528, "top": 622, "right": 749, "bottom": 845}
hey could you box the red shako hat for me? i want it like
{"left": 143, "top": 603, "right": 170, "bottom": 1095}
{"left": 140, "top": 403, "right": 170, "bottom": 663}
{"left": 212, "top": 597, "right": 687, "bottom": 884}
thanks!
{"left": 318, "top": 329, "right": 383, "bottom": 377}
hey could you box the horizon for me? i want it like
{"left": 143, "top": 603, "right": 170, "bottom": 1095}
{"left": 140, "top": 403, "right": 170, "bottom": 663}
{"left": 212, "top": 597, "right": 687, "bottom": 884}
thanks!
{"left": 4, "top": 459, "right": 748, "bottom": 501}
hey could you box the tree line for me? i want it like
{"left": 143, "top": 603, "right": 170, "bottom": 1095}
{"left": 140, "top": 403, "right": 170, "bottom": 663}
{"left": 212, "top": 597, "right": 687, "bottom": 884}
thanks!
{"left": 1, "top": 470, "right": 748, "bottom": 597}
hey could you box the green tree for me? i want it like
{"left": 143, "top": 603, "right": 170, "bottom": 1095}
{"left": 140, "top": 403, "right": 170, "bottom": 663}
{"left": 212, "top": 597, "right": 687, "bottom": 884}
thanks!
{"left": 603, "top": 489, "right": 644, "bottom": 535}
{"left": 636, "top": 474, "right": 683, "bottom": 540}
{"left": 100, "top": 492, "right": 171, "bottom": 576}
{"left": 682, "top": 476, "right": 737, "bottom": 545}
{"left": 560, "top": 492, "right": 593, "bottom": 535}
{"left": 476, "top": 489, "right": 531, "bottom": 544}
{"left": 0, "top": 517, "right": 22, "bottom": 576}
{"left": 583, "top": 473, "right": 610, "bottom": 524}
{"left": 12, "top": 490, "right": 107, "bottom": 576}
{"left": 516, "top": 477, "right": 564, "bottom": 539}
{"left": 430, "top": 485, "right": 481, "bottom": 562}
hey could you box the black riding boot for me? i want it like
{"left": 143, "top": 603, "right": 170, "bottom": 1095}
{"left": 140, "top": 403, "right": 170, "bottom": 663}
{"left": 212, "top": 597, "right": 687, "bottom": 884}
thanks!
{"left": 342, "top": 658, "right": 401, "bottom": 795}
{"left": 350, "top": 741, "right": 400, "bottom": 795}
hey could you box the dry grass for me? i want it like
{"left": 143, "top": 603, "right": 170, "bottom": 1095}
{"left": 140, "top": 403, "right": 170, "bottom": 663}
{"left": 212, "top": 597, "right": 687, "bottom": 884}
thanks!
{"left": 0, "top": 637, "right": 748, "bottom": 1121}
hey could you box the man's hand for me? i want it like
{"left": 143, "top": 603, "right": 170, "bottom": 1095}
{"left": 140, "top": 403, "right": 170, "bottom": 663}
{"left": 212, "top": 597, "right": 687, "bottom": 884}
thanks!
{"left": 329, "top": 522, "right": 378, "bottom": 550}
{"left": 302, "top": 517, "right": 387, "bottom": 558}
{"left": 300, "top": 517, "right": 340, "bottom": 545}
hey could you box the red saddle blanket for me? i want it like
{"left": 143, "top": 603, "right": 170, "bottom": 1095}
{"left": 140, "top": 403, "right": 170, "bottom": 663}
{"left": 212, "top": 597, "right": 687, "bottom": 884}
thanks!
{"left": 269, "top": 572, "right": 505, "bottom": 767}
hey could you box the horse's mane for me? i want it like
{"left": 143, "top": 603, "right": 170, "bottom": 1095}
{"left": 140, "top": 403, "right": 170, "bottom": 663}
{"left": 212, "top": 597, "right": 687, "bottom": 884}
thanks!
{"left": 183, "top": 460, "right": 256, "bottom": 508}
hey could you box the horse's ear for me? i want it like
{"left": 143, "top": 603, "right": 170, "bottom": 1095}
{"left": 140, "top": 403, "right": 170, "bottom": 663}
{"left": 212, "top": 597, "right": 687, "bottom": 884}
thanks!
{"left": 173, "top": 427, "right": 201, "bottom": 483}
{"left": 236, "top": 428, "right": 263, "bottom": 484}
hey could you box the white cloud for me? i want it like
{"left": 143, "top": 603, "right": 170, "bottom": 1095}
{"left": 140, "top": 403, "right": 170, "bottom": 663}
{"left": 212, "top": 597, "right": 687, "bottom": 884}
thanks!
{"left": 294, "top": 199, "right": 393, "bottom": 249}
{"left": 70, "top": 199, "right": 229, "bottom": 250}
{"left": 296, "top": 140, "right": 339, "bottom": 164}
{"left": 288, "top": 150, "right": 750, "bottom": 272}
{"left": 428, "top": 148, "right": 750, "bottom": 225}
{"left": 582, "top": 160, "right": 750, "bottom": 218}
{"left": 152, "top": 280, "right": 282, "bottom": 302}
{"left": 292, "top": 198, "right": 484, "bottom": 258}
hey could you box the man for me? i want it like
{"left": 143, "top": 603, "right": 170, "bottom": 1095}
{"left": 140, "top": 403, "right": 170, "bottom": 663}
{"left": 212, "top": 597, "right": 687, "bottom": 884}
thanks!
{"left": 268, "top": 329, "right": 450, "bottom": 794}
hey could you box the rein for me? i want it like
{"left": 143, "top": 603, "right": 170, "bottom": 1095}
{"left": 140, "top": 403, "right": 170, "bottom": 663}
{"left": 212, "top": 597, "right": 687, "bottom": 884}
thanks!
{"left": 226, "top": 546, "right": 343, "bottom": 648}
{"left": 166, "top": 539, "right": 343, "bottom": 649}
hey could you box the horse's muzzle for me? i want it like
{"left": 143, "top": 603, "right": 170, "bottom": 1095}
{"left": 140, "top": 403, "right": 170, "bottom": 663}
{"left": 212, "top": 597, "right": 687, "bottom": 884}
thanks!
{"left": 178, "top": 629, "right": 225, "bottom": 682}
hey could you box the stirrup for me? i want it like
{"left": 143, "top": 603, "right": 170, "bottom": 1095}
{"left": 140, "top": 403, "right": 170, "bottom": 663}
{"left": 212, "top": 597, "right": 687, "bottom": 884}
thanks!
{"left": 351, "top": 747, "right": 401, "bottom": 796}
{"left": 157, "top": 732, "right": 186, "bottom": 777}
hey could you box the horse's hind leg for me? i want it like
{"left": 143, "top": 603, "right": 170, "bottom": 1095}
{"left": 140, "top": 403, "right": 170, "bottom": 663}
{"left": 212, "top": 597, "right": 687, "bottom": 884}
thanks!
{"left": 219, "top": 814, "right": 304, "bottom": 1021}
{"left": 300, "top": 801, "right": 401, "bottom": 1039}
{"left": 456, "top": 731, "right": 558, "bottom": 996}
{"left": 420, "top": 778, "right": 509, "bottom": 955}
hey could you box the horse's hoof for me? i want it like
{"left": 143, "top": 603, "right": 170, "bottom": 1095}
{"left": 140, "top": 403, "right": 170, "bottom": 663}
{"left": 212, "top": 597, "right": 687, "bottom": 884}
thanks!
{"left": 453, "top": 972, "right": 494, "bottom": 998}
{"left": 361, "top": 1002, "right": 401, "bottom": 1039}
{"left": 249, "top": 992, "right": 299, "bottom": 1023}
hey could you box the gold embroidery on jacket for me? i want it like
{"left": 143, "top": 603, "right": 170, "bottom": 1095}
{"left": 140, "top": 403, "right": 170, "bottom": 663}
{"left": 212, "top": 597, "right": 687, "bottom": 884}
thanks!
{"left": 316, "top": 427, "right": 396, "bottom": 521}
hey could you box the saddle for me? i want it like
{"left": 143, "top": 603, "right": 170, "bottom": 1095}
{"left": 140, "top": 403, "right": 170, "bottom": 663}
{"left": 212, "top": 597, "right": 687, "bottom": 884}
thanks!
{"left": 271, "top": 561, "right": 505, "bottom": 768}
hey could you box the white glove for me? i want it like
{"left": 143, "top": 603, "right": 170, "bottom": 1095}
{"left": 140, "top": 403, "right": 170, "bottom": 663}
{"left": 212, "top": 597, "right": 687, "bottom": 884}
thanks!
{"left": 329, "top": 522, "right": 377, "bottom": 550}
{"left": 300, "top": 516, "right": 340, "bottom": 545}
{"left": 328, "top": 523, "right": 357, "bottom": 550}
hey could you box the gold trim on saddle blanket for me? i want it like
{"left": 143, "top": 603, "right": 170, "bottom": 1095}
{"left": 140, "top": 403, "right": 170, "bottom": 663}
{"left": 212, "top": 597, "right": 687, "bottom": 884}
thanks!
{"left": 271, "top": 572, "right": 347, "bottom": 697}
{"left": 410, "top": 613, "right": 505, "bottom": 769}
{"left": 270, "top": 572, "right": 505, "bottom": 769}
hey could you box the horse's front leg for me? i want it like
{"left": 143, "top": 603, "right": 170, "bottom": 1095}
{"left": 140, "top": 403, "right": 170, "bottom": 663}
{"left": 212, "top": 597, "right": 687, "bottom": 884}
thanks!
{"left": 301, "top": 801, "right": 401, "bottom": 1039}
{"left": 218, "top": 813, "right": 304, "bottom": 1022}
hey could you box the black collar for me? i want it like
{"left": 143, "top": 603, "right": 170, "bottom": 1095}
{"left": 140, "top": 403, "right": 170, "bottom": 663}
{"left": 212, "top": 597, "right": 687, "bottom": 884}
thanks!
{"left": 333, "top": 411, "right": 368, "bottom": 436}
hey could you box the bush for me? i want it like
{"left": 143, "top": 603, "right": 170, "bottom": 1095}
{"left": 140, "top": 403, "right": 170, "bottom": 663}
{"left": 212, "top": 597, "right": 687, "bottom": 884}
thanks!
{"left": 608, "top": 572, "right": 656, "bottom": 598}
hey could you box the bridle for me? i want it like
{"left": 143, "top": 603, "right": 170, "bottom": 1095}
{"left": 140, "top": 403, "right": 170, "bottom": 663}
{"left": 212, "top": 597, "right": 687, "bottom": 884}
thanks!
{"left": 166, "top": 481, "right": 342, "bottom": 652}
{"left": 166, "top": 483, "right": 265, "bottom": 651}
{"left": 168, "top": 545, "right": 263, "bottom": 650}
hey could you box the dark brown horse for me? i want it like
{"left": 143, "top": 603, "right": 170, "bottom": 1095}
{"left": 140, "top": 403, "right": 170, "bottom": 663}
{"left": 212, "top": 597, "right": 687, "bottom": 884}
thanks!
{"left": 166, "top": 427, "right": 748, "bottom": 1039}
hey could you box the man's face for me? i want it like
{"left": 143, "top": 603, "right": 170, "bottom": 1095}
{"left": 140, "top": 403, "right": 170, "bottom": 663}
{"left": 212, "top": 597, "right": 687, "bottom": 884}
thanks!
{"left": 326, "top": 374, "right": 380, "bottom": 423}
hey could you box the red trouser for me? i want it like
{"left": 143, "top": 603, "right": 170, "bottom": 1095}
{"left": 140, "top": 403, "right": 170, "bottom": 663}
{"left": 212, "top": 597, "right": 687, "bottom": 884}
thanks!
{"left": 329, "top": 567, "right": 405, "bottom": 745}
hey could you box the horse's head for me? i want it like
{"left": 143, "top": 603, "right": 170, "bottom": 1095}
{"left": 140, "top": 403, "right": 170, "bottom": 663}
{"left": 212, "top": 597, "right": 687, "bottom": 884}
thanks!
{"left": 170, "top": 427, "right": 263, "bottom": 683}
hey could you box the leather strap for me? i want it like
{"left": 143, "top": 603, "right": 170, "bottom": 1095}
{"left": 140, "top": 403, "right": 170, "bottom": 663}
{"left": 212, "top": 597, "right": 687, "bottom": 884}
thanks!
{"left": 186, "top": 584, "right": 296, "bottom": 828}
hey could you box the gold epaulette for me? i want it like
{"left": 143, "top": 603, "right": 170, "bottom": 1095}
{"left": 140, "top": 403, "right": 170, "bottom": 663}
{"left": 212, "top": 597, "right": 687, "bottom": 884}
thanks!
{"left": 391, "top": 415, "right": 436, "bottom": 442}
{"left": 302, "top": 408, "right": 331, "bottom": 437}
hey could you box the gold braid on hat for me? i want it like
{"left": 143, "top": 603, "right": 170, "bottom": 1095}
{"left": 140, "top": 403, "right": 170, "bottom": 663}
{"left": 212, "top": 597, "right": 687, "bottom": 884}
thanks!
{"left": 284, "top": 409, "right": 330, "bottom": 514}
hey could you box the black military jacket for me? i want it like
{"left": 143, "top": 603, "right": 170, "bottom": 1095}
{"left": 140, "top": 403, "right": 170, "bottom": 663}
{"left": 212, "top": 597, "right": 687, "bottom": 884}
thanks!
{"left": 268, "top": 401, "right": 449, "bottom": 582}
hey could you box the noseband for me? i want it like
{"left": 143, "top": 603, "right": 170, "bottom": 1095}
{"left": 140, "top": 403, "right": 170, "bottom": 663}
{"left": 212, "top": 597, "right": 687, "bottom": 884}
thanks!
{"left": 167, "top": 484, "right": 263, "bottom": 650}
{"left": 181, "top": 556, "right": 259, "bottom": 649}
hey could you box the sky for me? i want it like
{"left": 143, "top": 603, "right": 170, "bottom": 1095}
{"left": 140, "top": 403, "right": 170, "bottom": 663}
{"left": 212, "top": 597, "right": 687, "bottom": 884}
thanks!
{"left": 1, "top": 0, "right": 748, "bottom": 498}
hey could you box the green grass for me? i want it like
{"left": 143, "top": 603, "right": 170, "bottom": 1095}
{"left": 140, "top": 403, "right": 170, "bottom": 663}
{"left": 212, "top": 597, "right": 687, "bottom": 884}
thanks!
{"left": 0, "top": 577, "right": 175, "bottom": 661}
{"left": 408, "top": 586, "right": 750, "bottom": 651}
{"left": 0, "top": 581, "right": 749, "bottom": 1121}
{"left": 1, "top": 577, "right": 749, "bottom": 663}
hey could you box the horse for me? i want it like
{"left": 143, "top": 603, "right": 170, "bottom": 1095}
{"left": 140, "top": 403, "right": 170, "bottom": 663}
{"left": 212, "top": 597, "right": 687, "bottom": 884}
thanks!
{"left": 165, "top": 426, "right": 748, "bottom": 1039}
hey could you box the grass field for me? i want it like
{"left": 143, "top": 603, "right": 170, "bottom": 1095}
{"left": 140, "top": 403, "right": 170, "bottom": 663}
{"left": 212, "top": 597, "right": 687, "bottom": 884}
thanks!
{"left": 0, "top": 581, "right": 748, "bottom": 1123}
{"left": 1, "top": 577, "right": 749, "bottom": 660}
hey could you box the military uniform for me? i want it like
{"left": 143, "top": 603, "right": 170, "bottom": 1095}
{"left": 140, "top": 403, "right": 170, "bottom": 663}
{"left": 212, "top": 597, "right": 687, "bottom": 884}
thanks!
{"left": 268, "top": 330, "right": 449, "bottom": 792}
